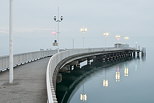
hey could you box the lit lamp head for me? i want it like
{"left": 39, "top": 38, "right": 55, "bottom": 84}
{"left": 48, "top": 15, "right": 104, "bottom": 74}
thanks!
{"left": 124, "top": 36, "right": 129, "bottom": 40}
{"left": 104, "top": 32, "right": 109, "bottom": 36}
{"left": 115, "top": 35, "right": 121, "bottom": 40}
{"left": 115, "top": 35, "right": 121, "bottom": 38}
{"left": 80, "top": 28, "right": 83, "bottom": 32}
{"left": 84, "top": 28, "right": 88, "bottom": 32}
{"left": 80, "top": 27, "right": 87, "bottom": 32}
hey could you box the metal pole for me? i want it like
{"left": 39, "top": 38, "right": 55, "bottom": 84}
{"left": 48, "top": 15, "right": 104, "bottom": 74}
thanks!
{"left": 57, "top": 7, "right": 60, "bottom": 53}
{"left": 83, "top": 37, "right": 85, "bottom": 48}
{"left": 54, "top": 7, "right": 63, "bottom": 53}
{"left": 57, "top": 21, "right": 59, "bottom": 53}
{"left": 9, "top": 0, "right": 13, "bottom": 84}
{"left": 105, "top": 36, "right": 107, "bottom": 47}
{"left": 72, "top": 39, "right": 74, "bottom": 49}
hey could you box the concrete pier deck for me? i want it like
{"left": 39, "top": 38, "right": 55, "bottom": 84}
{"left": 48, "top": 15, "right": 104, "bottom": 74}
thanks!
{"left": 0, "top": 57, "right": 50, "bottom": 103}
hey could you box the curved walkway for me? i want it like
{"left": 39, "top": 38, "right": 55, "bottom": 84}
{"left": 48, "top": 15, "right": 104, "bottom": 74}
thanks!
{"left": 0, "top": 57, "right": 50, "bottom": 103}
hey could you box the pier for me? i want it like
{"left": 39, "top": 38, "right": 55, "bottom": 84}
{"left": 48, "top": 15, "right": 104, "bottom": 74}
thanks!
{"left": 0, "top": 47, "right": 145, "bottom": 103}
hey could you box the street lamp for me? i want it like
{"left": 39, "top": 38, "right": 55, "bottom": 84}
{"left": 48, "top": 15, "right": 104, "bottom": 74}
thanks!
{"left": 80, "top": 28, "right": 87, "bottom": 32}
{"left": 9, "top": 0, "right": 13, "bottom": 84}
{"left": 123, "top": 36, "right": 129, "bottom": 44}
{"left": 115, "top": 35, "right": 121, "bottom": 40}
{"left": 72, "top": 39, "right": 74, "bottom": 49}
{"left": 80, "top": 27, "right": 87, "bottom": 48}
{"left": 103, "top": 32, "right": 110, "bottom": 47}
{"left": 115, "top": 35, "right": 121, "bottom": 43}
{"left": 135, "top": 42, "right": 138, "bottom": 49}
{"left": 124, "top": 36, "right": 129, "bottom": 40}
{"left": 54, "top": 7, "right": 63, "bottom": 53}
{"left": 103, "top": 32, "right": 109, "bottom": 36}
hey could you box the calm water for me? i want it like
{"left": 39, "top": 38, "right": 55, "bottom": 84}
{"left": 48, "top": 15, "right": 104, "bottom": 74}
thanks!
{"left": 66, "top": 49, "right": 154, "bottom": 103}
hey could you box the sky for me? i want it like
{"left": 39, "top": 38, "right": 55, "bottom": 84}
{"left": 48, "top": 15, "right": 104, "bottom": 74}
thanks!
{"left": 0, "top": 0, "right": 154, "bottom": 55}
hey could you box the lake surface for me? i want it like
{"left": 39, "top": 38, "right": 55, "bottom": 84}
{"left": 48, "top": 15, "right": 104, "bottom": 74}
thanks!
{"left": 67, "top": 49, "right": 154, "bottom": 103}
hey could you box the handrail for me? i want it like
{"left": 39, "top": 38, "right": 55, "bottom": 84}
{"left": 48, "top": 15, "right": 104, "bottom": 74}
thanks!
{"left": 0, "top": 50, "right": 57, "bottom": 72}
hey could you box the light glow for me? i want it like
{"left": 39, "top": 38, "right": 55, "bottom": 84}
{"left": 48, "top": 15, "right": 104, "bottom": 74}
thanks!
{"left": 80, "top": 27, "right": 88, "bottom": 32}
{"left": 103, "top": 32, "right": 109, "bottom": 36}
{"left": 103, "top": 80, "right": 109, "bottom": 87}
{"left": 51, "top": 32, "right": 57, "bottom": 35}
{"left": 124, "top": 36, "right": 129, "bottom": 40}
{"left": 115, "top": 35, "right": 121, "bottom": 38}
{"left": 116, "top": 72, "right": 120, "bottom": 82}
{"left": 80, "top": 94, "right": 87, "bottom": 101}
{"left": 124, "top": 68, "right": 129, "bottom": 76}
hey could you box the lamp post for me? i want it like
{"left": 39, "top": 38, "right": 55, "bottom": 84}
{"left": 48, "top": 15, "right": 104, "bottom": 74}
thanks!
{"left": 135, "top": 42, "right": 138, "bottom": 49}
{"left": 80, "top": 27, "right": 87, "bottom": 48}
{"left": 54, "top": 7, "right": 63, "bottom": 53}
{"left": 115, "top": 35, "right": 121, "bottom": 44}
{"left": 103, "top": 32, "right": 110, "bottom": 47}
{"left": 72, "top": 39, "right": 74, "bottom": 49}
{"left": 124, "top": 36, "right": 129, "bottom": 40}
{"left": 9, "top": 0, "right": 13, "bottom": 84}
{"left": 123, "top": 36, "right": 129, "bottom": 44}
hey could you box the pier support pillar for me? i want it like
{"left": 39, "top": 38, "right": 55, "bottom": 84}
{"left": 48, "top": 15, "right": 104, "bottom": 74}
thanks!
{"left": 76, "top": 63, "right": 80, "bottom": 68}
{"left": 133, "top": 52, "right": 136, "bottom": 58}
{"left": 87, "top": 59, "right": 91, "bottom": 65}
{"left": 137, "top": 51, "right": 140, "bottom": 58}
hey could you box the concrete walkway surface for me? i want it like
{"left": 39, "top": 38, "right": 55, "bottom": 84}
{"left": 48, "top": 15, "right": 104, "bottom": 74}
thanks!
{"left": 0, "top": 57, "right": 50, "bottom": 103}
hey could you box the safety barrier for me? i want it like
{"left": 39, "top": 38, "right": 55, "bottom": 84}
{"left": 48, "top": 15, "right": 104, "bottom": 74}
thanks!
{"left": 0, "top": 50, "right": 57, "bottom": 72}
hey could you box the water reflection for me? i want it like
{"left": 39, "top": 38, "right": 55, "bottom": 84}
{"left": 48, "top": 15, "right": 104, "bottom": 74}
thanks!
{"left": 124, "top": 67, "right": 129, "bottom": 77}
{"left": 68, "top": 60, "right": 138, "bottom": 103}
{"left": 134, "top": 59, "right": 141, "bottom": 71}
{"left": 80, "top": 84, "right": 87, "bottom": 102}
{"left": 115, "top": 66, "right": 120, "bottom": 82}
{"left": 103, "top": 69, "right": 109, "bottom": 87}
{"left": 57, "top": 54, "right": 147, "bottom": 103}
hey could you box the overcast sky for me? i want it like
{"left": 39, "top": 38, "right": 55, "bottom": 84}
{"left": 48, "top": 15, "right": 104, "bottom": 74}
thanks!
{"left": 0, "top": 0, "right": 154, "bottom": 55}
